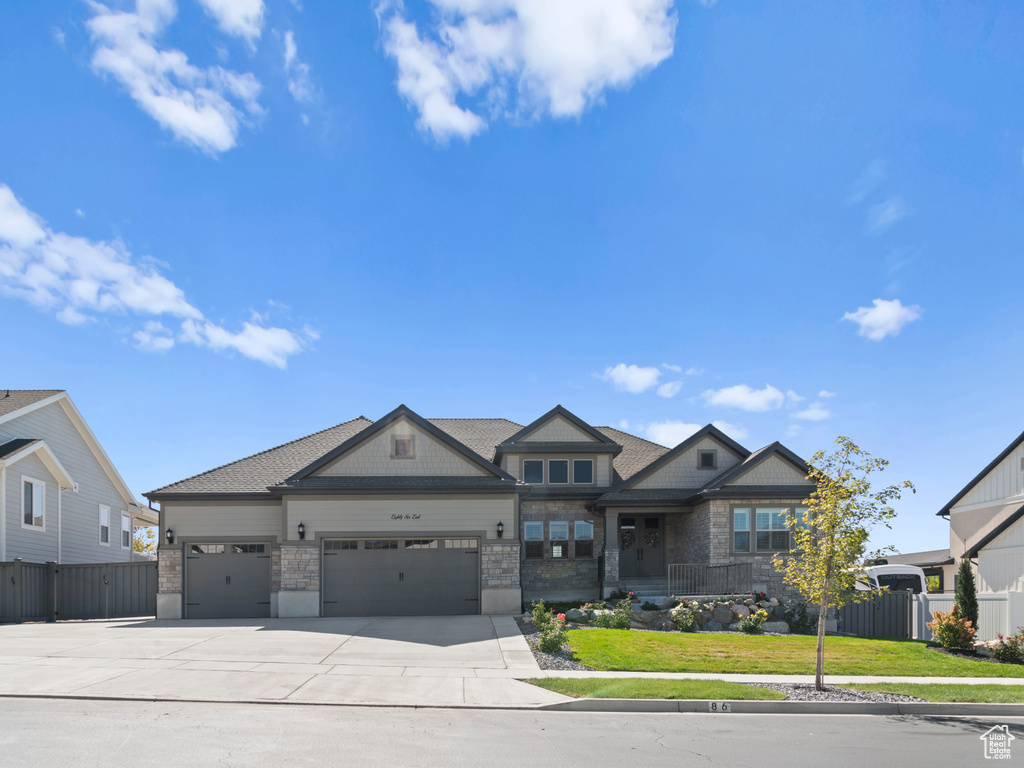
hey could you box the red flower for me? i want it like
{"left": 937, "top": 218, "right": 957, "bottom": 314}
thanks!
{"left": 557, "top": 613, "right": 566, "bottom": 621}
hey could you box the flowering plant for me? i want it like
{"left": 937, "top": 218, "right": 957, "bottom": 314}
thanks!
{"left": 993, "top": 629, "right": 1024, "bottom": 664}
{"left": 754, "top": 591, "right": 768, "bottom": 602}
{"left": 538, "top": 613, "right": 569, "bottom": 652}
{"left": 737, "top": 609, "right": 769, "bottom": 634}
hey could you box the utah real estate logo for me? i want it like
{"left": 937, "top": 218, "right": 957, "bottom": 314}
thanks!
{"left": 980, "top": 725, "right": 1014, "bottom": 760}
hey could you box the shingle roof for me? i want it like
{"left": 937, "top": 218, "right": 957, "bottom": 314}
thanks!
{"left": 594, "top": 488, "right": 701, "bottom": 505}
{"left": 274, "top": 476, "right": 522, "bottom": 491}
{"left": 0, "top": 438, "right": 41, "bottom": 460}
{"left": 0, "top": 390, "right": 64, "bottom": 419}
{"left": 424, "top": 418, "right": 521, "bottom": 461}
{"left": 595, "top": 426, "right": 671, "bottom": 483}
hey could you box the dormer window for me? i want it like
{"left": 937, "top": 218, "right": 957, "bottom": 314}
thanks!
{"left": 523, "top": 460, "right": 544, "bottom": 484}
{"left": 699, "top": 450, "right": 717, "bottom": 469}
{"left": 391, "top": 435, "right": 415, "bottom": 459}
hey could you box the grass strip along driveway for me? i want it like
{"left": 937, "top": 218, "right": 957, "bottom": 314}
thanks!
{"left": 529, "top": 678, "right": 784, "bottom": 700}
{"left": 842, "top": 684, "right": 1024, "bottom": 703}
{"left": 568, "top": 630, "right": 1024, "bottom": 678}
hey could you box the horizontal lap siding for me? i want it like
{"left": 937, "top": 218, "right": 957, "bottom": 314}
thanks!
{"left": 0, "top": 403, "right": 133, "bottom": 564}
{"left": 162, "top": 501, "right": 283, "bottom": 540}
{"left": 5, "top": 453, "right": 59, "bottom": 563}
{"left": 288, "top": 495, "right": 515, "bottom": 539}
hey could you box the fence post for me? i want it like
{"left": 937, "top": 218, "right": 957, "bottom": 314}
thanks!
{"left": 12, "top": 558, "right": 22, "bottom": 624}
{"left": 46, "top": 561, "right": 57, "bottom": 622}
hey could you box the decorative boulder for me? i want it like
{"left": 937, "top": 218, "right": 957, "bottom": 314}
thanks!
{"left": 662, "top": 620, "right": 678, "bottom": 632}
{"left": 712, "top": 606, "right": 734, "bottom": 625}
{"left": 762, "top": 621, "right": 790, "bottom": 634}
{"left": 632, "top": 603, "right": 644, "bottom": 613}
{"left": 732, "top": 604, "right": 750, "bottom": 619}
{"left": 592, "top": 609, "right": 612, "bottom": 619}
{"left": 639, "top": 610, "right": 662, "bottom": 624}
{"left": 703, "top": 621, "right": 724, "bottom": 632}
{"left": 696, "top": 610, "right": 712, "bottom": 626}
{"left": 773, "top": 605, "right": 788, "bottom": 620}
{"left": 758, "top": 600, "right": 772, "bottom": 610}
{"left": 770, "top": 597, "right": 780, "bottom": 607}
{"left": 744, "top": 598, "right": 755, "bottom": 607}
{"left": 727, "top": 622, "right": 744, "bottom": 632}
{"left": 565, "top": 608, "right": 587, "bottom": 623}
{"left": 661, "top": 597, "right": 677, "bottom": 610}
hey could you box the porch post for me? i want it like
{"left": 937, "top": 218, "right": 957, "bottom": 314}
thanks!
{"left": 603, "top": 511, "right": 619, "bottom": 594}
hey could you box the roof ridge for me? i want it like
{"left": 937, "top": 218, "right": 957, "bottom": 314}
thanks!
{"left": 595, "top": 426, "right": 667, "bottom": 450}
{"left": 428, "top": 417, "right": 524, "bottom": 424}
{"left": 148, "top": 416, "right": 374, "bottom": 494}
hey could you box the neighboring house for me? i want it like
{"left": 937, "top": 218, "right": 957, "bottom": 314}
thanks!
{"left": 937, "top": 428, "right": 1024, "bottom": 593}
{"left": 0, "top": 390, "right": 155, "bottom": 564}
{"left": 146, "top": 404, "right": 814, "bottom": 619}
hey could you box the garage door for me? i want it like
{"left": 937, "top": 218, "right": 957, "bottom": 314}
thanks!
{"left": 322, "top": 538, "right": 479, "bottom": 617}
{"left": 185, "top": 543, "right": 272, "bottom": 619}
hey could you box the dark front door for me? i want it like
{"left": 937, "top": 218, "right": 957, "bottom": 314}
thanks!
{"left": 185, "top": 543, "right": 271, "bottom": 619}
{"left": 618, "top": 516, "right": 665, "bottom": 579}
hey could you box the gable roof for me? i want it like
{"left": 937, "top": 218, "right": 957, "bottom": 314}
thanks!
{"left": 0, "top": 390, "right": 65, "bottom": 421}
{"left": 288, "top": 405, "right": 517, "bottom": 482}
{"left": 964, "top": 502, "right": 1024, "bottom": 557}
{"left": 427, "top": 418, "right": 521, "bottom": 460}
{"left": 499, "top": 405, "right": 620, "bottom": 448}
{"left": 614, "top": 424, "right": 751, "bottom": 491}
{"left": 937, "top": 429, "right": 1024, "bottom": 517}
{"left": 0, "top": 438, "right": 75, "bottom": 488}
{"left": 595, "top": 427, "right": 671, "bottom": 484}
{"left": 698, "top": 441, "right": 810, "bottom": 492}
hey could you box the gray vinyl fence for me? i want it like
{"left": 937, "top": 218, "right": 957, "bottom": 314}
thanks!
{"left": 0, "top": 559, "right": 157, "bottom": 623}
{"left": 837, "top": 590, "right": 913, "bottom": 639}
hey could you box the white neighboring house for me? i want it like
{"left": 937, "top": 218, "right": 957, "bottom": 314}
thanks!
{"left": 0, "top": 390, "right": 156, "bottom": 564}
{"left": 938, "top": 428, "right": 1024, "bottom": 593}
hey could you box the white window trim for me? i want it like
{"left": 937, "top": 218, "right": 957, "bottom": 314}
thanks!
{"left": 572, "top": 459, "right": 594, "bottom": 485}
{"left": 121, "top": 512, "right": 132, "bottom": 550}
{"left": 99, "top": 504, "right": 111, "bottom": 546}
{"left": 522, "top": 459, "right": 545, "bottom": 485}
{"left": 20, "top": 476, "right": 46, "bottom": 532}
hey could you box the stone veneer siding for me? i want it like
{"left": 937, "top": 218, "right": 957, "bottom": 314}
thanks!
{"left": 158, "top": 548, "right": 182, "bottom": 594}
{"left": 481, "top": 544, "right": 520, "bottom": 589}
{"left": 521, "top": 499, "right": 604, "bottom": 596}
{"left": 280, "top": 544, "right": 320, "bottom": 592}
{"left": 271, "top": 547, "right": 281, "bottom": 592}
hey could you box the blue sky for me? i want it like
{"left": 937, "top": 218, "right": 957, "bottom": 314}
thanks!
{"left": 2, "top": 0, "right": 1024, "bottom": 555}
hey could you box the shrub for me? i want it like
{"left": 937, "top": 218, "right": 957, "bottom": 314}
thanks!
{"left": 532, "top": 600, "right": 554, "bottom": 631}
{"left": 754, "top": 591, "right": 768, "bottom": 602}
{"left": 594, "top": 599, "right": 633, "bottom": 630}
{"left": 579, "top": 602, "right": 605, "bottom": 612}
{"left": 669, "top": 599, "right": 700, "bottom": 632}
{"left": 538, "top": 614, "right": 569, "bottom": 653}
{"left": 737, "top": 609, "right": 769, "bottom": 634}
{"left": 993, "top": 630, "right": 1024, "bottom": 664}
{"left": 955, "top": 555, "right": 979, "bottom": 631}
{"left": 927, "top": 606, "right": 977, "bottom": 650}
{"left": 641, "top": 601, "right": 660, "bottom": 611}
{"left": 609, "top": 587, "right": 635, "bottom": 600}
{"left": 784, "top": 602, "right": 817, "bottom": 635}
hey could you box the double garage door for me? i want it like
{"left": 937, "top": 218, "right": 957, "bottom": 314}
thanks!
{"left": 322, "top": 537, "right": 480, "bottom": 617}
{"left": 185, "top": 543, "right": 272, "bottom": 619}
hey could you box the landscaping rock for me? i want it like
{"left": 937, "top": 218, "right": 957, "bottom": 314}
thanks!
{"left": 703, "top": 621, "right": 723, "bottom": 632}
{"left": 773, "top": 605, "right": 788, "bottom": 620}
{"left": 727, "top": 622, "right": 743, "bottom": 632}
{"left": 758, "top": 600, "right": 772, "bottom": 610}
{"left": 661, "top": 597, "right": 677, "bottom": 610}
{"left": 631, "top": 603, "right": 643, "bottom": 613}
{"left": 565, "top": 608, "right": 587, "bottom": 623}
{"left": 744, "top": 598, "right": 755, "bottom": 607}
{"left": 629, "top": 621, "right": 646, "bottom": 630}
{"left": 770, "top": 597, "right": 780, "bottom": 606}
{"left": 712, "top": 606, "right": 734, "bottom": 625}
{"left": 662, "top": 620, "right": 678, "bottom": 632}
{"left": 762, "top": 621, "right": 790, "bottom": 634}
{"left": 696, "top": 610, "right": 712, "bottom": 625}
{"left": 592, "top": 609, "right": 612, "bottom": 619}
{"left": 732, "top": 605, "right": 750, "bottom": 619}
{"left": 636, "top": 610, "right": 661, "bottom": 625}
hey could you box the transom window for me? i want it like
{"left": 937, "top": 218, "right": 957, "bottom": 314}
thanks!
{"left": 22, "top": 477, "right": 44, "bottom": 530}
{"left": 391, "top": 435, "right": 415, "bottom": 459}
{"left": 732, "top": 507, "right": 807, "bottom": 553}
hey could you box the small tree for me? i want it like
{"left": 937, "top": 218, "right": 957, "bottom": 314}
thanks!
{"left": 133, "top": 526, "right": 157, "bottom": 555}
{"left": 773, "top": 436, "right": 914, "bottom": 690}
{"left": 954, "top": 553, "right": 979, "bottom": 629}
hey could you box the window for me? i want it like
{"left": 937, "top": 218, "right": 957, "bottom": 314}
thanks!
{"left": 573, "top": 460, "right": 594, "bottom": 484}
{"left": 733, "top": 509, "right": 750, "bottom": 552}
{"left": 549, "top": 521, "right": 569, "bottom": 559}
{"left": 574, "top": 521, "right": 594, "bottom": 558}
{"left": 231, "top": 544, "right": 266, "bottom": 554}
{"left": 732, "top": 506, "right": 806, "bottom": 553}
{"left": 391, "top": 435, "right": 415, "bottom": 458}
{"left": 22, "top": 478, "right": 44, "bottom": 530}
{"left": 405, "top": 539, "right": 438, "bottom": 549}
{"left": 121, "top": 513, "right": 132, "bottom": 549}
{"left": 365, "top": 540, "right": 399, "bottom": 550}
{"left": 524, "top": 521, "right": 544, "bottom": 559}
{"left": 99, "top": 505, "right": 110, "bottom": 544}
{"left": 699, "top": 450, "right": 716, "bottom": 469}
{"left": 191, "top": 544, "right": 225, "bottom": 554}
{"left": 548, "top": 460, "right": 569, "bottom": 484}
{"left": 444, "top": 539, "right": 477, "bottom": 549}
{"left": 325, "top": 540, "right": 358, "bottom": 551}
{"left": 523, "top": 460, "right": 544, "bottom": 484}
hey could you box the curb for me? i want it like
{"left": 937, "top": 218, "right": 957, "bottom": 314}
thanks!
{"left": 540, "top": 698, "right": 1024, "bottom": 716}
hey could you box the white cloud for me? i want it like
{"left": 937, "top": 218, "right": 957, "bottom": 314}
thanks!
{"left": 86, "top": 0, "right": 263, "bottom": 155}
{"left": 847, "top": 158, "right": 885, "bottom": 205}
{"left": 618, "top": 419, "right": 630, "bottom": 430}
{"left": 656, "top": 381, "right": 682, "bottom": 398}
{"left": 787, "top": 424, "right": 802, "bottom": 438}
{"left": 785, "top": 390, "right": 804, "bottom": 405}
{"left": 868, "top": 195, "right": 908, "bottom": 232}
{"left": 842, "top": 298, "right": 922, "bottom": 341}
{"left": 818, "top": 390, "right": 836, "bottom": 398}
{"left": 662, "top": 363, "right": 682, "bottom": 373}
{"left": 52, "top": 27, "right": 66, "bottom": 47}
{"left": 685, "top": 366, "right": 703, "bottom": 376}
{"left": 795, "top": 402, "right": 831, "bottom": 421}
{"left": 646, "top": 420, "right": 701, "bottom": 447}
{"left": 701, "top": 383, "right": 785, "bottom": 412}
{"left": 711, "top": 420, "right": 747, "bottom": 440}
{"left": 0, "top": 184, "right": 310, "bottom": 368}
{"left": 284, "top": 30, "right": 315, "bottom": 103}
{"left": 75, "top": 209, "right": 85, "bottom": 219}
{"left": 196, "top": 0, "right": 265, "bottom": 45}
{"left": 376, "top": 0, "right": 677, "bottom": 142}
{"left": 599, "top": 363, "right": 661, "bottom": 394}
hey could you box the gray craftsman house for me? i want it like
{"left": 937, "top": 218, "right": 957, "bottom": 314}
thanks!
{"left": 1, "top": 390, "right": 155, "bottom": 564}
{"left": 146, "top": 405, "right": 813, "bottom": 619}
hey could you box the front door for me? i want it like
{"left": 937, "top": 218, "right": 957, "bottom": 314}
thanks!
{"left": 618, "top": 516, "right": 665, "bottom": 579}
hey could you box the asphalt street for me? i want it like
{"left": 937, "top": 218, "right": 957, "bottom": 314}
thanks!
{"left": 0, "top": 698, "right": 1019, "bottom": 767}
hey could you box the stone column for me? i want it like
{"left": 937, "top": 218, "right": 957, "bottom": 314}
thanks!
{"left": 156, "top": 548, "right": 183, "bottom": 619}
{"left": 603, "top": 511, "right": 619, "bottom": 592}
{"left": 278, "top": 543, "right": 320, "bottom": 617}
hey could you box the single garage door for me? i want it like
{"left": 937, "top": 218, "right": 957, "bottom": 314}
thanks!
{"left": 322, "top": 537, "right": 479, "bottom": 617}
{"left": 185, "top": 543, "right": 272, "bottom": 619}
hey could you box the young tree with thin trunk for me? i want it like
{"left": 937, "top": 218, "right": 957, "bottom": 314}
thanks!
{"left": 773, "top": 436, "right": 914, "bottom": 691}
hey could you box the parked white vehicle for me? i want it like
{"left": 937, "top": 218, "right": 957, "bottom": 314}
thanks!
{"left": 853, "top": 564, "right": 927, "bottom": 594}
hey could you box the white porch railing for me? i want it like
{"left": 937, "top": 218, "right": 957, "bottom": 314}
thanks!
{"left": 667, "top": 563, "right": 753, "bottom": 597}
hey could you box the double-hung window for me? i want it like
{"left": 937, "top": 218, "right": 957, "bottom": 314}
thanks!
{"left": 22, "top": 477, "right": 45, "bottom": 530}
{"left": 574, "top": 521, "right": 594, "bottom": 558}
{"left": 99, "top": 505, "right": 110, "bottom": 545}
{"left": 549, "top": 521, "right": 569, "bottom": 559}
{"left": 733, "top": 506, "right": 806, "bottom": 553}
{"left": 121, "top": 513, "right": 132, "bottom": 549}
{"left": 524, "top": 521, "right": 544, "bottom": 559}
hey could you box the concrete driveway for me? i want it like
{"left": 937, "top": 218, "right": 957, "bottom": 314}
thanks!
{"left": 0, "top": 616, "right": 564, "bottom": 707}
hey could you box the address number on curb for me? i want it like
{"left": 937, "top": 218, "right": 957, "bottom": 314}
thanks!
{"left": 708, "top": 702, "right": 732, "bottom": 713}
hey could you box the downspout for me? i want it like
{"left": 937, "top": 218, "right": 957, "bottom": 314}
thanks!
{"left": 58, "top": 485, "right": 62, "bottom": 564}
{"left": 1, "top": 462, "right": 6, "bottom": 561}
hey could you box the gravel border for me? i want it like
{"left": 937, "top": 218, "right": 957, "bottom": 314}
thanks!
{"left": 514, "top": 617, "right": 594, "bottom": 671}
{"left": 746, "top": 682, "right": 926, "bottom": 703}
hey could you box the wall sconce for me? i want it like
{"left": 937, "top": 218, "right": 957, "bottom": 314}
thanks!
{"left": 298, "top": 522, "right": 306, "bottom": 540}
{"left": 165, "top": 528, "right": 174, "bottom": 545}
{"left": 496, "top": 521, "right": 504, "bottom": 539}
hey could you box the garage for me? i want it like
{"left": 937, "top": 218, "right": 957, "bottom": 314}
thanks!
{"left": 321, "top": 537, "right": 480, "bottom": 616}
{"left": 184, "top": 543, "right": 272, "bottom": 619}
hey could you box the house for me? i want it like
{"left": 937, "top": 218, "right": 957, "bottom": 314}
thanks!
{"left": 937, "top": 428, "right": 1024, "bottom": 593}
{"left": 146, "top": 404, "right": 814, "bottom": 619}
{"left": 0, "top": 390, "right": 155, "bottom": 564}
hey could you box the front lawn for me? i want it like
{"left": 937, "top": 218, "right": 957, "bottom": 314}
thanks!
{"left": 568, "top": 630, "right": 1024, "bottom": 678}
{"left": 841, "top": 683, "right": 1024, "bottom": 703}
{"left": 528, "top": 678, "right": 784, "bottom": 700}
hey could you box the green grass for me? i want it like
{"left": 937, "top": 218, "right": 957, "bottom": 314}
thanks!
{"left": 567, "top": 630, "right": 1024, "bottom": 678}
{"left": 527, "top": 677, "right": 785, "bottom": 700}
{"left": 842, "top": 683, "right": 1024, "bottom": 703}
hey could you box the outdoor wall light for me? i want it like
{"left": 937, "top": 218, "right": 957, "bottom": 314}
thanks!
{"left": 165, "top": 528, "right": 174, "bottom": 545}
{"left": 496, "top": 521, "right": 504, "bottom": 539}
{"left": 298, "top": 522, "right": 306, "bottom": 540}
